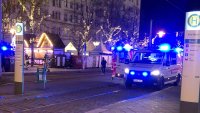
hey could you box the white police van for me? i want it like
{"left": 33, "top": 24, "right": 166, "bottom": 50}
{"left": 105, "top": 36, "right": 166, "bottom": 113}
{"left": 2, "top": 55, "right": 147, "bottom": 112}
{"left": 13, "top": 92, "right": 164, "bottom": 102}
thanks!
{"left": 123, "top": 48, "right": 182, "bottom": 89}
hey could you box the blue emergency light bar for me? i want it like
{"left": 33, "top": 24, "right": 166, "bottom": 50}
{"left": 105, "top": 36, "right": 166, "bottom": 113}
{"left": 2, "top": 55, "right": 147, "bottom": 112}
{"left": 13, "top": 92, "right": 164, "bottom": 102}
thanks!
{"left": 1, "top": 46, "right": 8, "bottom": 51}
{"left": 116, "top": 46, "right": 123, "bottom": 51}
{"left": 111, "top": 46, "right": 115, "bottom": 51}
{"left": 158, "top": 43, "right": 171, "bottom": 52}
{"left": 142, "top": 72, "right": 148, "bottom": 77}
{"left": 174, "top": 47, "right": 183, "bottom": 53}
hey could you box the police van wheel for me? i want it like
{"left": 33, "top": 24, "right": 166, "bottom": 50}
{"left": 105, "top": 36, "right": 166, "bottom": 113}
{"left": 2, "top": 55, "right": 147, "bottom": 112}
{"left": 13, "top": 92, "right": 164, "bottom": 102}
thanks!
{"left": 173, "top": 74, "right": 181, "bottom": 86}
{"left": 157, "top": 77, "right": 164, "bottom": 90}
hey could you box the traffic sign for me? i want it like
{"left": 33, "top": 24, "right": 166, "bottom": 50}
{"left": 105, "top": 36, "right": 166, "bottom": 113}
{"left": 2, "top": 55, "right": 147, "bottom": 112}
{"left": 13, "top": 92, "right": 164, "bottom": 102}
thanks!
{"left": 15, "top": 23, "right": 24, "bottom": 36}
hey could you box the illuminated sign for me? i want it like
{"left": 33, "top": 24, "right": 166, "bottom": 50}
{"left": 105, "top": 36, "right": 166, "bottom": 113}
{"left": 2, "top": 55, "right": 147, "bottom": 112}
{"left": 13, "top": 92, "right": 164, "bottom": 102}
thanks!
{"left": 188, "top": 14, "right": 200, "bottom": 27}
{"left": 15, "top": 23, "right": 24, "bottom": 35}
{"left": 186, "top": 11, "right": 200, "bottom": 30}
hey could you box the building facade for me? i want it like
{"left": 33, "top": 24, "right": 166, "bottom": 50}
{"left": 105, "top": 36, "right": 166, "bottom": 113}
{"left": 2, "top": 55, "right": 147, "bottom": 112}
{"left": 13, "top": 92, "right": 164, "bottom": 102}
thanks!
{"left": 41, "top": 0, "right": 92, "bottom": 45}
{"left": 41, "top": 0, "right": 141, "bottom": 45}
{"left": 3, "top": 0, "right": 141, "bottom": 47}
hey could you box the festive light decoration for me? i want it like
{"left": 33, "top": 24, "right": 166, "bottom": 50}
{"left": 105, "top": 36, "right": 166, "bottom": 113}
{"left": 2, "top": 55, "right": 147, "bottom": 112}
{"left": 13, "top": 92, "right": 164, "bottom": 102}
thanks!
{"left": 24, "top": 40, "right": 29, "bottom": 48}
{"left": 93, "top": 41, "right": 100, "bottom": 46}
{"left": 37, "top": 33, "right": 53, "bottom": 47}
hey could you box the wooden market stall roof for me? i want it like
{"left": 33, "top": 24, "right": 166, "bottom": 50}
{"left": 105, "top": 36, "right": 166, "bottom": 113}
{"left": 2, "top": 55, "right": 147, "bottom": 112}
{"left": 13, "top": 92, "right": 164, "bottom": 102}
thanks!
{"left": 37, "top": 33, "right": 65, "bottom": 49}
{"left": 65, "top": 42, "right": 77, "bottom": 51}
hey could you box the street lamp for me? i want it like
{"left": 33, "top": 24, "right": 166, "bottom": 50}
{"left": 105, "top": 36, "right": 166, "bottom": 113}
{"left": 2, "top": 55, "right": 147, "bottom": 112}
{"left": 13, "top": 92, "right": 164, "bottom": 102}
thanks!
{"left": 29, "top": 38, "right": 36, "bottom": 67}
{"left": 157, "top": 31, "right": 166, "bottom": 38}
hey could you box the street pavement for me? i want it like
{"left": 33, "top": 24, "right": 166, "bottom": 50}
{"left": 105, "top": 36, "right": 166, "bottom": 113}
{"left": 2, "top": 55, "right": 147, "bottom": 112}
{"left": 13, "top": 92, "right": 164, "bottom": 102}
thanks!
{"left": 87, "top": 86, "right": 180, "bottom": 113}
{"left": 0, "top": 68, "right": 181, "bottom": 113}
{"left": 2, "top": 66, "right": 90, "bottom": 75}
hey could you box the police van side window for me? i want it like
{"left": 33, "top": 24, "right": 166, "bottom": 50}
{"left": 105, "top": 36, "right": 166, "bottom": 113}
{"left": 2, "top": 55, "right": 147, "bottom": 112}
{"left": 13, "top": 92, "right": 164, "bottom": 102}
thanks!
{"left": 170, "top": 52, "right": 177, "bottom": 65}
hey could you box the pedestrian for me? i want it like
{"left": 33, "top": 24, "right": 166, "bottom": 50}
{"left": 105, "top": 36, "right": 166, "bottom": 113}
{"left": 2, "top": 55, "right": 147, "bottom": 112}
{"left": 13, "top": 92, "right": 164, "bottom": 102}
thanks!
{"left": 101, "top": 57, "right": 107, "bottom": 74}
{"left": 24, "top": 53, "right": 29, "bottom": 69}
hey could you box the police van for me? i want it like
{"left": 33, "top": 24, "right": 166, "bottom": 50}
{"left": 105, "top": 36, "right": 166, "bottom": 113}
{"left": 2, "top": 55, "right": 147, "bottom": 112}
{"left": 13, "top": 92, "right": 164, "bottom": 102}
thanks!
{"left": 123, "top": 48, "right": 182, "bottom": 89}
{"left": 112, "top": 44, "right": 183, "bottom": 89}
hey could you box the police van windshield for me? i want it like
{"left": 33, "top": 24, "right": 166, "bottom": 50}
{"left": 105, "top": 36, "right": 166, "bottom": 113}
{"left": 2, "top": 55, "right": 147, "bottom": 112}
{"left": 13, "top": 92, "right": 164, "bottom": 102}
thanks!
{"left": 132, "top": 52, "right": 164, "bottom": 64}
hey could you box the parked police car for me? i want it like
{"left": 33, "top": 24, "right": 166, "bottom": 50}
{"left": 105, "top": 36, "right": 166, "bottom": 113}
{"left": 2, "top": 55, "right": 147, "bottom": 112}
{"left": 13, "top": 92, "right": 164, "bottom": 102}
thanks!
{"left": 123, "top": 48, "right": 182, "bottom": 89}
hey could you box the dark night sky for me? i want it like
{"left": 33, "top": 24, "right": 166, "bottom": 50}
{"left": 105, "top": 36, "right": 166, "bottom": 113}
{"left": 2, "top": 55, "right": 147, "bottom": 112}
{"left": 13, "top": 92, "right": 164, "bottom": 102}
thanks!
{"left": 140, "top": 0, "right": 200, "bottom": 38}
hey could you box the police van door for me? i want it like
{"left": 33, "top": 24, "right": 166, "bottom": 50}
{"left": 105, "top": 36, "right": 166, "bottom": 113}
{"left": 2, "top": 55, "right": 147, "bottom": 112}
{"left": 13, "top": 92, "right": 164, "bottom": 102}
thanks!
{"left": 116, "top": 52, "right": 125, "bottom": 74}
{"left": 162, "top": 53, "right": 173, "bottom": 83}
{"left": 169, "top": 52, "right": 180, "bottom": 81}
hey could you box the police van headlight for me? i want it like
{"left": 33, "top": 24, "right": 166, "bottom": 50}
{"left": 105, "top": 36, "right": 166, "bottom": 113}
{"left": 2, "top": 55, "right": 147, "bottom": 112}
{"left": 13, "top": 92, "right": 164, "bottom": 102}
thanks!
{"left": 124, "top": 68, "right": 130, "bottom": 74}
{"left": 151, "top": 70, "right": 160, "bottom": 76}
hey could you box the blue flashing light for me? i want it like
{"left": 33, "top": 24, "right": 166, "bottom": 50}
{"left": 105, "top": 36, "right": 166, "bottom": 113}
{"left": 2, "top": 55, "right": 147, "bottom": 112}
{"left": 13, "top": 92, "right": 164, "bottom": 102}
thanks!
{"left": 117, "top": 46, "right": 123, "bottom": 51}
{"left": 174, "top": 47, "right": 183, "bottom": 53}
{"left": 1, "top": 46, "right": 8, "bottom": 51}
{"left": 159, "top": 43, "right": 171, "bottom": 52}
{"left": 130, "top": 71, "right": 135, "bottom": 75}
{"left": 142, "top": 72, "right": 148, "bottom": 77}
{"left": 111, "top": 46, "right": 115, "bottom": 51}
{"left": 123, "top": 44, "right": 133, "bottom": 51}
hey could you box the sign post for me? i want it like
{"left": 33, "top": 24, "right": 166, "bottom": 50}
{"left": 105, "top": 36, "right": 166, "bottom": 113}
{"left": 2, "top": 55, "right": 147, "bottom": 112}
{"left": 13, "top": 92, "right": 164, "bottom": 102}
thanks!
{"left": 0, "top": 0, "right": 3, "bottom": 78}
{"left": 14, "top": 23, "right": 24, "bottom": 95}
{"left": 180, "top": 11, "right": 200, "bottom": 113}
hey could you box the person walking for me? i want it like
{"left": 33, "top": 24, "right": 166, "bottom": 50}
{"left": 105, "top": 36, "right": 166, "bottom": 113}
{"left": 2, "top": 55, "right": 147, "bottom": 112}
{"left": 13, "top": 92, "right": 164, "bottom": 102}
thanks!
{"left": 24, "top": 53, "right": 29, "bottom": 70}
{"left": 101, "top": 57, "right": 107, "bottom": 74}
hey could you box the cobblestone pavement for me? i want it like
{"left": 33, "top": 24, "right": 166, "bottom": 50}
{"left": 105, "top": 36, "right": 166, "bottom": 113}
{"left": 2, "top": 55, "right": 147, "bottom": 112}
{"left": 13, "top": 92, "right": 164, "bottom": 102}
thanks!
{"left": 87, "top": 86, "right": 180, "bottom": 113}
{"left": 0, "top": 68, "right": 180, "bottom": 113}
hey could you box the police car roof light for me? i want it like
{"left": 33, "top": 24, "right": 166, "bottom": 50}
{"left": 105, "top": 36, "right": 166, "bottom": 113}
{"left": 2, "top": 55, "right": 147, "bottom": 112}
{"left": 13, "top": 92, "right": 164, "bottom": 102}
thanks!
{"left": 174, "top": 47, "right": 183, "bottom": 53}
{"left": 111, "top": 46, "right": 115, "bottom": 51}
{"left": 130, "top": 71, "right": 135, "bottom": 75}
{"left": 158, "top": 43, "right": 171, "bottom": 52}
{"left": 117, "top": 46, "right": 123, "bottom": 51}
{"left": 1, "top": 46, "right": 8, "bottom": 51}
{"left": 142, "top": 72, "right": 148, "bottom": 77}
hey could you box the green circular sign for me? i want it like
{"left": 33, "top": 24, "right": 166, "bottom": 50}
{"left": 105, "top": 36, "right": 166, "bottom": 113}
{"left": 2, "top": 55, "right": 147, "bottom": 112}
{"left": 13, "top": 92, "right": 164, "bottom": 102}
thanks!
{"left": 188, "top": 14, "right": 200, "bottom": 27}
{"left": 16, "top": 25, "right": 22, "bottom": 33}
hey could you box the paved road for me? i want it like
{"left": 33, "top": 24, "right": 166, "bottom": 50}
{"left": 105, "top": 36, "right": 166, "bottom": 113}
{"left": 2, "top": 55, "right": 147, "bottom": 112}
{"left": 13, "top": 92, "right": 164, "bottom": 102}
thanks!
{"left": 0, "top": 70, "right": 159, "bottom": 113}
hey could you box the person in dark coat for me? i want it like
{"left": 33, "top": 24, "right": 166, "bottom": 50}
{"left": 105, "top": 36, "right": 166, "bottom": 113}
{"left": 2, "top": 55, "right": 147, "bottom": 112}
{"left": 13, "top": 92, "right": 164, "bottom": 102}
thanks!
{"left": 101, "top": 57, "right": 107, "bottom": 74}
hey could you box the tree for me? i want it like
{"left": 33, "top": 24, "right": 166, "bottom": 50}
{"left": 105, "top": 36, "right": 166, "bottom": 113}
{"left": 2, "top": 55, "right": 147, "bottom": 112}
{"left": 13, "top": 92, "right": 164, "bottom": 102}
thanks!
{"left": 2, "top": 0, "right": 19, "bottom": 33}
{"left": 2, "top": 0, "right": 49, "bottom": 34}
{"left": 93, "top": 0, "right": 140, "bottom": 45}
{"left": 71, "top": 0, "right": 95, "bottom": 56}
{"left": 17, "top": 0, "right": 50, "bottom": 34}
